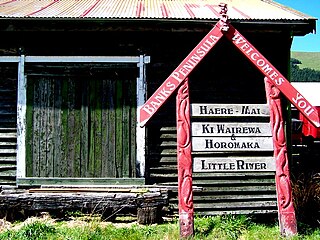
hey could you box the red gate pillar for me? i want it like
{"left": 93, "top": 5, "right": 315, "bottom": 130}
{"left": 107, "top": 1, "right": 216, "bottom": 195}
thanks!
{"left": 264, "top": 77, "right": 297, "bottom": 236}
{"left": 176, "top": 78, "right": 194, "bottom": 238}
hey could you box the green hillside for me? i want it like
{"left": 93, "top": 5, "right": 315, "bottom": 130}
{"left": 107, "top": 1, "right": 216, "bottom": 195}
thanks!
{"left": 291, "top": 52, "right": 320, "bottom": 71}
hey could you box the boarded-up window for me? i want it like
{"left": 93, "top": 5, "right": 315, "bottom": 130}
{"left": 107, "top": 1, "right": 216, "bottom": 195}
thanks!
{"left": 26, "top": 64, "right": 137, "bottom": 178}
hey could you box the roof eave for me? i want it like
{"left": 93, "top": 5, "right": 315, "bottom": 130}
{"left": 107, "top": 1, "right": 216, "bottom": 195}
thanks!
{"left": 0, "top": 17, "right": 316, "bottom": 36}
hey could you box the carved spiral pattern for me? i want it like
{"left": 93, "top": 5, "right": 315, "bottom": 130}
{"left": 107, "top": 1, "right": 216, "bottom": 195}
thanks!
{"left": 177, "top": 79, "right": 191, "bottom": 150}
{"left": 265, "top": 78, "right": 292, "bottom": 210}
{"left": 177, "top": 78, "right": 194, "bottom": 214}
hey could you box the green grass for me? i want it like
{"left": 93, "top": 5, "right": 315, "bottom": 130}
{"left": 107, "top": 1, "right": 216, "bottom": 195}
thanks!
{"left": 1, "top": 215, "right": 320, "bottom": 240}
{"left": 291, "top": 52, "right": 320, "bottom": 71}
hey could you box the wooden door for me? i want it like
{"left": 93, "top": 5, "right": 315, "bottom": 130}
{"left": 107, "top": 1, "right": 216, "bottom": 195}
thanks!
{"left": 26, "top": 64, "right": 137, "bottom": 178}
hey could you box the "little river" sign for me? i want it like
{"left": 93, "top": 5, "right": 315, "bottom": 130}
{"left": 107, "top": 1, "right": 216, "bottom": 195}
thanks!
{"left": 193, "top": 157, "right": 275, "bottom": 172}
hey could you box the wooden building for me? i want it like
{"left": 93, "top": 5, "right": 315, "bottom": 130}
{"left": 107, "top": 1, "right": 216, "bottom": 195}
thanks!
{"left": 0, "top": 0, "right": 317, "bottom": 216}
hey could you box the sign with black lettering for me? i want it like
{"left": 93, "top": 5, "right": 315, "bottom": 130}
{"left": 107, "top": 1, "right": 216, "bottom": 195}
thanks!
{"left": 193, "top": 157, "right": 275, "bottom": 172}
{"left": 192, "top": 137, "right": 273, "bottom": 151}
{"left": 191, "top": 104, "right": 269, "bottom": 117}
{"left": 192, "top": 122, "right": 271, "bottom": 137}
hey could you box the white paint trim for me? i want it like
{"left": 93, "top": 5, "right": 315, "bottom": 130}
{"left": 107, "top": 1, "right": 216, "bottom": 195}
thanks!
{"left": 136, "top": 55, "right": 148, "bottom": 177}
{"left": 0, "top": 56, "right": 141, "bottom": 63}
{"left": 16, "top": 55, "right": 26, "bottom": 178}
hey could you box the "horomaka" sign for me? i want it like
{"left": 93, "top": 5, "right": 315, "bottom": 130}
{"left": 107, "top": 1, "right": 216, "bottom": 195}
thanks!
{"left": 192, "top": 136, "right": 273, "bottom": 151}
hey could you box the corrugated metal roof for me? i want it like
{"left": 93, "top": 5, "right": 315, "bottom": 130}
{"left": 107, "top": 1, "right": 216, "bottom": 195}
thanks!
{"left": 0, "top": 0, "right": 316, "bottom": 20}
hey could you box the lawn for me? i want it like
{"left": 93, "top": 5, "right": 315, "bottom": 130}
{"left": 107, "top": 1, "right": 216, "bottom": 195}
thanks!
{"left": 1, "top": 214, "right": 320, "bottom": 240}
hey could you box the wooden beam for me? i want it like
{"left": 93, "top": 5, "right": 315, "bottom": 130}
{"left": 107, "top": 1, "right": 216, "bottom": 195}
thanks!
{"left": 136, "top": 55, "right": 149, "bottom": 177}
{"left": 16, "top": 177, "right": 145, "bottom": 187}
{"left": 16, "top": 55, "right": 26, "bottom": 178}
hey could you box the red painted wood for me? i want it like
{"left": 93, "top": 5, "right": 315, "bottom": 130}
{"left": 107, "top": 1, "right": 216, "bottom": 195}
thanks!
{"left": 176, "top": 78, "right": 194, "bottom": 238}
{"left": 139, "top": 20, "right": 224, "bottom": 126}
{"left": 224, "top": 25, "right": 320, "bottom": 128}
{"left": 264, "top": 77, "right": 297, "bottom": 236}
{"left": 300, "top": 107, "right": 320, "bottom": 138}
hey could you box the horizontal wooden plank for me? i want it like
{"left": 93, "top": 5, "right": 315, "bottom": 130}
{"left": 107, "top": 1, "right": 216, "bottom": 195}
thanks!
{"left": 192, "top": 137, "right": 273, "bottom": 152}
{"left": 0, "top": 149, "right": 16, "bottom": 154}
{"left": 38, "top": 185, "right": 168, "bottom": 191}
{"left": 0, "top": 180, "right": 16, "bottom": 185}
{"left": 17, "top": 178, "right": 145, "bottom": 187}
{"left": 0, "top": 169, "right": 16, "bottom": 177}
{"left": 200, "top": 185, "right": 276, "bottom": 192}
{"left": 195, "top": 209, "right": 278, "bottom": 215}
{"left": 194, "top": 201, "right": 277, "bottom": 209}
{"left": 191, "top": 104, "right": 269, "bottom": 117}
{"left": 152, "top": 171, "right": 276, "bottom": 177}
{"left": 149, "top": 165, "right": 177, "bottom": 172}
{"left": 0, "top": 111, "right": 16, "bottom": 115}
{"left": 0, "top": 120, "right": 16, "bottom": 124}
{"left": 0, "top": 165, "right": 16, "bottom": 170}
{"left": 194, "top": 172, "right": 276, "bottom": 177}
{"left": 160, "top": 141, "right": 177, "bottom": 147}
{"left": 193, "top": 178, "right": 275, "bottom": 185}
{"left": 0, "top": 189, "right": 168, "bottom": 219}
{"left": 160, "top": 133, "right": 177, "bottom": 139}
{"left": 193, "top": 194, "right": 276, "bottom": 201}
{"left": 160, "top": 127, "right": 176, "bottom": 132}
{"left": 193, "top": 156, "right": 275, "bottom": 172}
{"left": 150, "top": 171, "right": 275, "bottom": 181}
{"left": 0, "top": 89, "right": 16, "bottom": 93}
{"left": 0, "top": 128, "right": 17, "bottom": 132}
{"left": 0, "top": 96, "right": 16, "bottom": 101}
{"left": 0, "top": 156, "right": 16, "bottom": 162}
{"left": 159, "top": 156, "right": 177, "bottom": 163}
{"left": 29, "top": 188, "right": 150, "bottom": 194}
{"left": 159, "top": 149, "right": 177, "bottom": 155}
{"left": 21, "top": 56, "right": 144, "bottom": 63}
{"left": 0, "top": 133, "right": 16, "bottom": 138}
{"left": 0, "top": 142, "right": 16, "bottom": 147}
{"left": 149, "top": 173, "right": 178, "bottom": 178}
{"left": 192, "top": 122, "right": 271, "bottom": 137}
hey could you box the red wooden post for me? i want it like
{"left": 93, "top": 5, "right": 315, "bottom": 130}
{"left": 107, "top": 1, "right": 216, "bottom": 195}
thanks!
{"left": 264, "top": 77, "right": 297, "bottom": 236}
{"left": 176, "top": 78, "right": 194, "bottom": 238}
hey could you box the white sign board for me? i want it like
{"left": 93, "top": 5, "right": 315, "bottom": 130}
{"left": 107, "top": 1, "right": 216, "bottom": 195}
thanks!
{"left": 192, "top": 137, "right": 273, "bottom": 152}
{"left": 191, "top": 122, "right": 271, "bottom": 137}
{"left": 191, "top": 104, "right": 269, "bottom": 117}
{"left": 193, "top": 156, "right": 275, "bottom": 172}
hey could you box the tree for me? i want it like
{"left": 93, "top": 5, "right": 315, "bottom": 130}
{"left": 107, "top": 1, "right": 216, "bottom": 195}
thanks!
{"left": 290, "top": 58, "right": 320, "bottom": 82}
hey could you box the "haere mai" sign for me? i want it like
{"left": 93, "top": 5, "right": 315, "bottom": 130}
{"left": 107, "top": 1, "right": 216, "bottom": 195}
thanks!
{"left": 191, "top": 104, "right": 269, "bottom": 117}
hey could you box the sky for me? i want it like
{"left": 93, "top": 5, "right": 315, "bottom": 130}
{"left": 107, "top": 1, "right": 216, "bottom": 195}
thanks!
{"left": 275, "top": 0, "right": 320, "bottom": 52}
